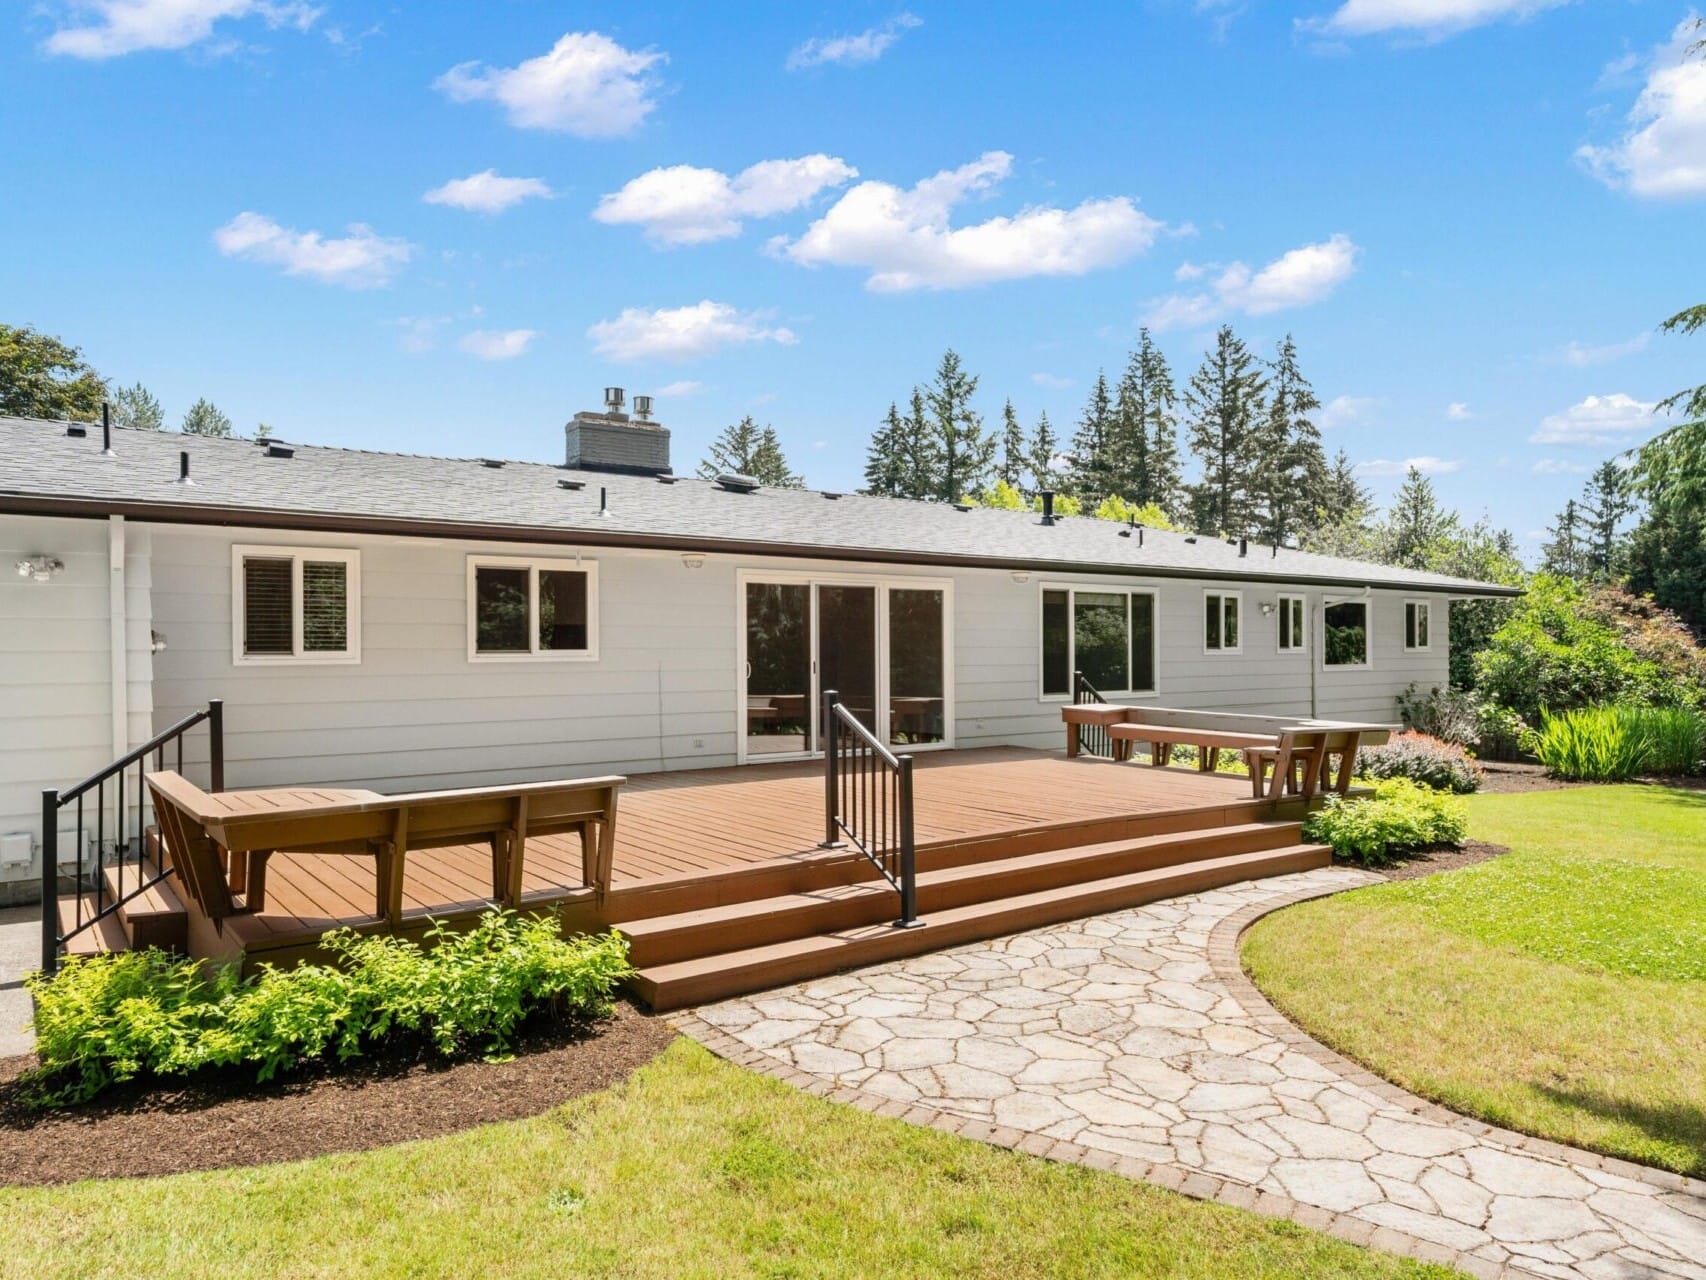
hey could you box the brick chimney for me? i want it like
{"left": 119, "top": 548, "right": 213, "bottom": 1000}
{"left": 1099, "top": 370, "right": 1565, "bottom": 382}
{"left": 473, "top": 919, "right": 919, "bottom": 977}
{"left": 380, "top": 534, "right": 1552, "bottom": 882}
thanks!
{"left": 565, "top": 387, "right": 671, "bottom": 475}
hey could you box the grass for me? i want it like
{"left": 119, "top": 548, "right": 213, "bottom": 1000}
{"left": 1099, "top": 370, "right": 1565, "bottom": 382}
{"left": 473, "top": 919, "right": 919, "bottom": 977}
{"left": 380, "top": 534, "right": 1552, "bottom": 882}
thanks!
{"left": 1243, "top": 785, "right": 1706, "bottom": 1177}
{"left": 0, "top": 1040, "right": 1458, "bottom": 1280}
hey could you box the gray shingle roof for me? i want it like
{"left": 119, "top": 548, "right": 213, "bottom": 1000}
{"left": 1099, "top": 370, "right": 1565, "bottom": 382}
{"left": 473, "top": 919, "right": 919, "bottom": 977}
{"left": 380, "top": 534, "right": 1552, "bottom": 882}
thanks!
{"left": 0, "top": 416, "right": 1521, "bottom": 595}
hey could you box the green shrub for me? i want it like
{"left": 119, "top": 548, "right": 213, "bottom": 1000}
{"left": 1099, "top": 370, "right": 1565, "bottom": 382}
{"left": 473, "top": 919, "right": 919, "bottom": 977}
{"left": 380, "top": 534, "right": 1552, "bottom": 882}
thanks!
{"left": 1303, "top": 778, "right": 1468, "bottom": 867}
{"left": 22, "top": 911, "right": 631, "bottom": 1108}
{"left": 1530, "top": 705, "right": 1705, "bottom": 781}
{"left": 1356, "top": 731, "right": 1484, "bottom": 793}
{"left": 1395, "top": 684, "right": 1483, "bottom": 747}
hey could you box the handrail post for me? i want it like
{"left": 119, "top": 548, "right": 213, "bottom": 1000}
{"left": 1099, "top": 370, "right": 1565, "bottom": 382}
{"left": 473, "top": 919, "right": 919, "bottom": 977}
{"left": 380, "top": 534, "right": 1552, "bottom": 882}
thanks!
{"left": 819, "top": 690, "right": 842, "bottom": 849}
{"left": 208, "top": 699, "right": 225, "bottom": 792}
{"left": 40, "top": 790, "right": 58, "bottom": 975}
{"left": 894, "top": 755, "right": 920, "bottom": 928}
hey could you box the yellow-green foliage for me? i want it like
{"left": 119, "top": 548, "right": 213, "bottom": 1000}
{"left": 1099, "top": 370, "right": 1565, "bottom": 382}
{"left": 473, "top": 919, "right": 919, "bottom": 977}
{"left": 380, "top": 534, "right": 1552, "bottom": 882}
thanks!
{"left": 1303, "top": 778, "right": 1467, "bottom": 865}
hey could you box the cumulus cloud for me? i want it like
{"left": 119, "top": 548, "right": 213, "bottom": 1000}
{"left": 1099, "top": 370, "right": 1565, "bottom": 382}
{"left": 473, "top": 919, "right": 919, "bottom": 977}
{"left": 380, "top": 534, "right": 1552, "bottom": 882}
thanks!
{"left": 44, "top": 0, "right": 319, "bottom": 58}
{"left": 435, "top": 31, "right": 665, "bottom": 136}
{"left": 787, "top": 13, "right": 920, "bottom": 70}
{"left": 1446, "top": 402, "right": 1472, "bottom": 421}
{"left": 653, "top": 380, "right": 704, "bottom": 397}
{"left": 1530, "top": 392, "right": 1665, "bottom": 445}
{"left": 213, "top": 211, "right": 412, "bottom": 288}
{"left": 1355, "top": 456, "right": 1462, "bottom": 477}
{"left": 1145, "top": 234, "right": 1359, "bottom": 331}
{"left": 458, "top": 329, "right": 537, "bottom": 360}
{"left": 587, "top": 301, "right": 797, "bottom": 363}
{"left": 1560, "top": 332, "right": 1652, "bottom": 366}
{"left": 1300, "top": 0, "right": 1567, "bottom": 41}
{"left": 423, "top": 170, "right": 554, "bottom": 214}
{"left": 594, "top": 155, "right": 857, "bottom": 245}
{"left": 772, "top": 151, "right": 1163, "bottom": 292}
{"left": 1319, "top": 394, "right": 1380, "bottom": 429}
{"left": 1578, "top": 20, "right": 1706, "bottom": 199}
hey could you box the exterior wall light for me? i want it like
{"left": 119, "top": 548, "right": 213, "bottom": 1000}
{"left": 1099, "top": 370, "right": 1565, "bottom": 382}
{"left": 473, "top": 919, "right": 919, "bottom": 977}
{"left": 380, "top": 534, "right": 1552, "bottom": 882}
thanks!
{"left": 1010, "top": 571, "right": 1030, "bottom": 584}
{"left": 681, "top": 553, "right": 706, "bottom": 569}
{"left": 15, "top": 556, "right": 65, "bottom": 583}
{"left": 1259, "top": 601, "right": 1277, "bottom": 616}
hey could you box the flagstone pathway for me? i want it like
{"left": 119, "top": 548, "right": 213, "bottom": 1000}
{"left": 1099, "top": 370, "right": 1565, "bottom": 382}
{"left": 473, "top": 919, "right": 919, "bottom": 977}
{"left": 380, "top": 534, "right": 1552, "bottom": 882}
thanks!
{"left": 680, "top": 868, "right": 1706, "bottom": 1280}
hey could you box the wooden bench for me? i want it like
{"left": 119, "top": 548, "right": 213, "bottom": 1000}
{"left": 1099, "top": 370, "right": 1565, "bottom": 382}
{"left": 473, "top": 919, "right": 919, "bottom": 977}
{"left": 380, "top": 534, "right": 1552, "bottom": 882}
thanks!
{"left": 1242, "top": 729, "right": 1365, "bottom": 804}
{"left": 1107, "top": 723, "right": 1277, "bottom": 770}
{"left": 146, "top": 771, "right": 625, "bottom": 931}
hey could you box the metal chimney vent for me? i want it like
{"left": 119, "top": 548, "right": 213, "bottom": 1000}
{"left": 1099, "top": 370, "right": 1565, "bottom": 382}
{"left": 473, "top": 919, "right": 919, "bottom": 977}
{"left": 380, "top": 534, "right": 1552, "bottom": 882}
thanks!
{"left": 714, "top": 473, "right": 761, "bottom": 494}
{"left": 633, "top": 394, "right": 654, "bottom": 421}
{"left": 603, "top": 387, "right": 626, "bottom": 415}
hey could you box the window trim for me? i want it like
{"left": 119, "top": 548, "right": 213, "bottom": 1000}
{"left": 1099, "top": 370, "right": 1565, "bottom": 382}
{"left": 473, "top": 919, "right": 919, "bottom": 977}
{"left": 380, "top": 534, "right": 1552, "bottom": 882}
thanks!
{"left": 231, "top": 545, "right": 361, "bottom": 666}
{"left": 1202, "top": 590, "right": 1244, "bottom": 656}
{"left": 1277, "top": 593, "right": 1308, "bottom": 654}
{"left": 466, "top": 554, "right": 600, "bottom": 663}
{"left": 1404, "top": 598, "right": 1433, "bottom": 653}
{"left": 1038, "top": 583, "right": 1160, "bottom": 701}
{"left": 1322, "top": 597, "right": 1374, "bottom": 670}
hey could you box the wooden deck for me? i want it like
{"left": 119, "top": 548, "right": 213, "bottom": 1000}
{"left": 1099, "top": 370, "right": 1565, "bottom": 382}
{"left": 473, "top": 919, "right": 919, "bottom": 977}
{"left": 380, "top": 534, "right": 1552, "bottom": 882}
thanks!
{"left": 193, "top": 748, "right": 1279, "bottom": 966}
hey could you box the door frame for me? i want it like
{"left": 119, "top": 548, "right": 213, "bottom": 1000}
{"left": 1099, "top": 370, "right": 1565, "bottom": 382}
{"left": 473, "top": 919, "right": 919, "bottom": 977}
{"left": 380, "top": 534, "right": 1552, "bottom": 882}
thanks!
{"left": 735, "top": 567, "right": 956, "bottom": 764}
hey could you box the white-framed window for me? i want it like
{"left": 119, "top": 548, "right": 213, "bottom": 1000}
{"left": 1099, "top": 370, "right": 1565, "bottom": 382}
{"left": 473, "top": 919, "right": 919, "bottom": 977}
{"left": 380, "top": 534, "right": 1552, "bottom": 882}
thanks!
{"left": 1040, "top": 586, "right": 1159, "bottom": 698}
{"left": 1203, "top": 591, "right": 1242, "bottom": 654}
{"left": 1278, "top": 593, "right": 1308, "bottom": 653}
{"left": 1324, "top": 599, "right": 1372, "bottom": 668}
{"left": 1405, "top": 599, "right": 1433, "bottom": 651}
{"left": 467, "top": 555, "right": 598, "bottom": 662}
{"left": 231, "top": 545, "right": 360, "bottom": 665}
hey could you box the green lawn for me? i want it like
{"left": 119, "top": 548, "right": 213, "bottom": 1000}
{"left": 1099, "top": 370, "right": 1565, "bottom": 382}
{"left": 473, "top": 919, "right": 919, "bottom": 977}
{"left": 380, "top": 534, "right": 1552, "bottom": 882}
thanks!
{"left": 0, "top": 1040, "right": 1457, "bottom": 1280}
{"left": 1243, "top": 785, "right": 1706, "bottom": 1177}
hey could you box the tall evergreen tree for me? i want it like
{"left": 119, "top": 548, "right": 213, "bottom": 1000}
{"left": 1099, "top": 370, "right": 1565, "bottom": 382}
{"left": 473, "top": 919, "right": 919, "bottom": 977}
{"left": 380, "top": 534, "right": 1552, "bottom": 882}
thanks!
{"left": 1068, "top": 371, "right": 1118, "bottom": 506}
{"left": 1115, "top": 328, "right": 1181, "bottom": 516}
{"left": 863, "top": 402, "right": 906, "bottom": 497}
{"left": 699, "top": 415, "right": 802, "bottom": 487}
{"left": 1386, "top": 466, "right": 1457, "bottom": 569}
{"left": 1183, "top": 325, "right": 1267, "bottom": 534}
{"left": 1320, "top": 449, "right": 1373, "bottom": 522}
{"left": 1254, "top": 334, "right": 1326, "bottom": 545}
{"left": 180, "top": 397, "right": 233, "bottom": 437}
{"left": 1541, "top": 499, "right": 1587, "bottom": 578}
{"left": 923, "top": 349, "right": 993, "bottom": 502}
{"left": 1027, "top": 411, "right": 1059, "bottom": 498}
{"left": 998, "top": 399, "right": 1025, "bottom": 489}
{"left": 111, "top": 381, "right": 164, "bottom": 431}
{"left": 1578, "top": 460, "right": 1635, "bottom": 580}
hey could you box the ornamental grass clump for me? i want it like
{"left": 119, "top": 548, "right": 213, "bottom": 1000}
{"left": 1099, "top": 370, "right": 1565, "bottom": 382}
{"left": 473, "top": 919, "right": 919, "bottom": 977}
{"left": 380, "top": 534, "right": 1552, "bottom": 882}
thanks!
{"left": 1302, "top": 777, "right": 1468, "bottom": 867}
{"left": 22, "top": 910, "right": 631, "bottom": 1108}
{"left": 1530, "top": 705, "right": 1705, "bottom": 781}
{"left": 1356, "top": 731, "right": 1484, "bottom": 793}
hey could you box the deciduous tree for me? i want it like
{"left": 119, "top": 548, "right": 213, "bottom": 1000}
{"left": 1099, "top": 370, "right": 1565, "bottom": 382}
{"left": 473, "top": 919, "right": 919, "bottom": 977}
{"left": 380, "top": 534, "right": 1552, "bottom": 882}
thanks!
{"left": 0, "top": 324, "right": 106, "bottom": 422}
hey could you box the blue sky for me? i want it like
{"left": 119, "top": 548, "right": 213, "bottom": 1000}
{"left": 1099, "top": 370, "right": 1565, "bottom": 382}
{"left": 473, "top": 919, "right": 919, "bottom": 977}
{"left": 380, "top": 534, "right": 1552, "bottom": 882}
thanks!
{"left": 3, "top": 1, "right": 1701, "bottom": 555}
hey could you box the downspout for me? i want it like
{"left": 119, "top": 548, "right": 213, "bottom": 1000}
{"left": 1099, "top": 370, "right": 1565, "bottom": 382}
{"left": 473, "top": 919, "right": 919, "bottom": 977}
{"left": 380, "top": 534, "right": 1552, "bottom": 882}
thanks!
{"left": 108, "top": 515, "right": 128, "bottom": 760}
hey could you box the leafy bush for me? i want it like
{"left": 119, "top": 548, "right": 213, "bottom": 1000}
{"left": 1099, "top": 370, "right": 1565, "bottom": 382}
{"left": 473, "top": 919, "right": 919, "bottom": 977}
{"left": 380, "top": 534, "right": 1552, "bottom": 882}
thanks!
{"left": 1530, "top": 705, "right": 1705, "bottom": 781}
{"left": 1303, "top": 778, "right": 1468, "bottom": 867}
{"left": 23, "top": 911, "right": 631, "bottom": 1107}
{"left": 1356, "top": 731, "right": 1484, "bottom": 793}
{"left": 1396, "top": 684, "right": 1483, "bottom": 746}
{"left": 1474, "top": 700, "right": 1532, "bottom": 762}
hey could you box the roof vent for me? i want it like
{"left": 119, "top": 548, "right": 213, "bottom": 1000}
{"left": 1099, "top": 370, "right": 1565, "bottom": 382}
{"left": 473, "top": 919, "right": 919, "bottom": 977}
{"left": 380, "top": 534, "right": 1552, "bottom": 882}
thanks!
{"left": 633, "top": 394, "right": 654, "bottom": 421}
{"left": 1039, "top": 491, "right": 1057, "bottom": 525}
{"left": 265, "top": 443, "right": 295, "bottom": 459}
{"left": 714, "top": 473, "right": 761, "bottom": 494}
{"left": 479, "top": 458, "right": 506, "bottom": 469}
{"left": 822, "top": 491, "right": 841, "bottom": 500}
{"left": 656, "top": 472, "right": 678, "bottom": 485}
{"left": 100, "top": 403, "right": 115, "bottom": 458}
{"left": 176, "top": 450, "right": 194, "bottom": 486}
{"left": 1184, "top": 535, "right": 1197, "bottom": 544}
{"left": 1239, "top": 537, "right": 1249, "bottom": 557}
{"left": 558, "top": 478, "right": 586, "bottom": 491}
{"left": 66, "top": 423, "right": 87, "bottom": 438}
{"left": 603, "top": 386, "right": 626, "bottom": 416}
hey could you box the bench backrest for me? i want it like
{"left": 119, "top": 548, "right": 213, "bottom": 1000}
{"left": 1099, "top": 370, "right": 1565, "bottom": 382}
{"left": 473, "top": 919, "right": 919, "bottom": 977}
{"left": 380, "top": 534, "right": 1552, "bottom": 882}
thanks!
{"left": 146, "top": 771, "right": 238, "bottom": 923}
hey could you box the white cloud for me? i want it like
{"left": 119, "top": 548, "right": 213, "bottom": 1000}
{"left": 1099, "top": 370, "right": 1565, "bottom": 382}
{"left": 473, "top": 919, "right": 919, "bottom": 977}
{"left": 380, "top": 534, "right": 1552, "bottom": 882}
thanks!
{"left": 393, "top": 314, "right": 449, "bottom": 354}
{"left": 213, "top": 211, "right": 412, "bottom": 288}
{"left": 1530, "top": 392, "right": 1664, "bottom": 445}
{"left": 1578, "top": 19, "right": 1706, "bottom": 199}
{"left": 423, "top": 170, "right": 554, "bottom": 214}
{"left": 1300, "top": 0, "right": 1567, "bottom": 41}
{"left": 1173, "top": 261, "right": 1209, "bottom": 282}
{"left": 458, "top": 329, "right": 537, "bottom": 360}
{"left": 1355, "top": 455, "right": 1462, "bottom": 477}
{"left": 595, "top": 155, "right": 857, "bottom": 246}
{"left": 772, "top": 151, "right": 1163, "bottom": 292}
{"left": 1031, "top": 372, "right": 1074, "bottom": 390}
{"left": 44, "top": 0, "right": 319, "bottom": 58}
{"left": 1560, "top": 332, "right": 1651, "bottom": 366}
{"left": 1145, "top": 234, "right": 1359, "bottom": 330}
{"left": 1319, "top": 394, "right": 1380, "bottom": 429}
{"left": 1533, "top": 458, "right": 1592, "bottom": 474}
{"left": 435, "top": 31, "right": 665, "bottom": 137}
{"left": 653, "top": 380, "right": 704, "bottom": 397}
{"left": 1446, "top": 401, "right": 1472, "bottom": 421}
{"left": 787, "top": 13, "right": 920, "bottom": 70}
{"left": 588, "top": 301, "right": 797, "bottom": 363}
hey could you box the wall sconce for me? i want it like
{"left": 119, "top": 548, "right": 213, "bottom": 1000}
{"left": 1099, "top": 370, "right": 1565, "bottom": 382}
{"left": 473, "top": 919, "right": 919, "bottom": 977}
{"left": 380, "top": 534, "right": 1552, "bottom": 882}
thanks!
{"left": 1259, "top": 601, "right": 1276, "bottom": 616}
{"left": 1010, "top": 571, "right": 1030, "bottom": 584}
{"left": 14, "top": 556, "right": 64, "bottom": 583}
{"left": 680, "top": 553, "right": 705, "bottom": 570}
{"left": 150, "top": 630, "right": 169, "bottom": 654}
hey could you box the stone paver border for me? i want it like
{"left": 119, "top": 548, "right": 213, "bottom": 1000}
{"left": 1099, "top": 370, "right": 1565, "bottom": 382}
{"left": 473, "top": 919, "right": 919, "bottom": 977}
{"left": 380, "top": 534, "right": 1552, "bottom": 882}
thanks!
{"left": 676, "top": 875, "right": 1705, "bottom": 1280}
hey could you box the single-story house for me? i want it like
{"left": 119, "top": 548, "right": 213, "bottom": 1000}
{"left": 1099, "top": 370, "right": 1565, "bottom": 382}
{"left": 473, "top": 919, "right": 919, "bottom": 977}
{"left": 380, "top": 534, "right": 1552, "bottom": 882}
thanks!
{"left": 0, "top": 396, "right": 1519, "bottom": 905}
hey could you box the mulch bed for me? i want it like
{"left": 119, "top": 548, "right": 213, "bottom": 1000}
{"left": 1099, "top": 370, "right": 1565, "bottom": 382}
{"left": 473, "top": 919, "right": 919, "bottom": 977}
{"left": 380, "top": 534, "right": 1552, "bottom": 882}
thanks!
{"left": 0, "top": 1001, "right": 674, "bottom": 1187}
{"left": 1363, "top": 839, "right": 1510, "bottom": 882}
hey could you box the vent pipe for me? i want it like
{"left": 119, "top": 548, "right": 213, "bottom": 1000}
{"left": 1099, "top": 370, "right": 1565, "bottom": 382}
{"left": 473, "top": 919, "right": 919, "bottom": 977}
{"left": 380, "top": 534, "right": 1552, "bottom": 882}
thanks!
{"left": 603, "top": 387, "right": 626, "bottom": 416}
{"left": 1040, "top": 491, "right": 1056, "bottom": 525}
{"left": 100, "top": 402, "right": 115, "bottom": 458}
{"left": 176, "top": 451, "right": 193, "bottom": 485}
{"left": 598, "top": 486, "right": 609, "bottom": 517}
{"left": 633, "top": 394, "right": 653, "bottom": 421}
{"left": 1239, "top": 537, "right": 1248, "bottom": 557}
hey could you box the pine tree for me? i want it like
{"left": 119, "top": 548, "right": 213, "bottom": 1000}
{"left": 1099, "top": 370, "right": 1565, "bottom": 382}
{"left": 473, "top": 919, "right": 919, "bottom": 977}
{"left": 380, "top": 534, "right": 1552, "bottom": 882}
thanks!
{"left": 1386, "top": 466, "right": 1458, "bottom": 570}
{"left": 1541, "top": 498, "right": 1587, "bottom": 578}
{"left": 1068, "top": 371, "right": 1117, "bottom": 506}
{"left": 902, "top": 387, "right": 942, "bottom": 501}
{"left": 1578, "top": 460, "right": 1635, "bottom": 580}
{"left": 699, "top": 416, "right": 802, "bottom": 487}
{"left": 1114, "top": 329, "right": 1180, "bottom": 516}
{"left": 924, "top": 349, "right": 994, "bottom": 502}
{"left": 1254, "top": 334, "right": 1326, "bottom": 545}
{"left": 111, "top": 381, "right": 164, "bottom": 431}
{"left": 1027, "top": 411, "right": 1059, "bottom": 497}
{"left": 998, "top": 399, "right": 1025, "bottom": 489}
{"left": 181, "top": 397, "right": 233, "bottom": 437}
{"left": 1320, "top": 449, "right": 1372, "bottom": 521}
{"left": 1183, "top": 325, "right": 1267, "bottom": 534}
{"left": 862, "top": 403, "right": 906, "bottom": 497}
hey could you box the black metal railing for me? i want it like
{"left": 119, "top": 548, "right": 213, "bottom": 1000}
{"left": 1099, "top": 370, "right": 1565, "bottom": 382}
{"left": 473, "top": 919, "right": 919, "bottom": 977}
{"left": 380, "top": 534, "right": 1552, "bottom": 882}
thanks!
{"left": 1072, "top": 670, "right": 1115, "bottom": 759}
{"left": 820, "top": 690, "right": 920, "bottom": 927}
{"left": 40, "top": 700, "right": 224, "bottom": 973}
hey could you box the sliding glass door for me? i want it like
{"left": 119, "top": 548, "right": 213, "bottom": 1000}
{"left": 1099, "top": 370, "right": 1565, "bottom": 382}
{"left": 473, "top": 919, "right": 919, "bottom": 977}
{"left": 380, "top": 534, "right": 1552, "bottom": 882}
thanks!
{"left": 740, "top": 575, "right": 952, "bottom": 761}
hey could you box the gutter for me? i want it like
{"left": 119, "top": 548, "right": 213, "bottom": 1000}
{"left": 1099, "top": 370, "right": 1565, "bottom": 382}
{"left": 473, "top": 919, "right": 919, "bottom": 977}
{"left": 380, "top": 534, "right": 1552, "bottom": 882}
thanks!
{"left": 0, "top": 492, "right": 1527, "bottom": 599}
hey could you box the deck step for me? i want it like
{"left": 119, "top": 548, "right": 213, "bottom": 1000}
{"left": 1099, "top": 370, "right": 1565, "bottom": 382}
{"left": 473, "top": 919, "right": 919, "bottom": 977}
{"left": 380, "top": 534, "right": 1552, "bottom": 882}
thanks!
{"left": 631, "top": 842, "right": 1332, "bottom": 1011}
{"left": 57, "top": 894, "right": 134, "bottom": 958}
{"left": 621, "top": 821, "right": 1303, "bottom": 967}
{"left": 99, "top": 858, "right": 188, "bottom": 952}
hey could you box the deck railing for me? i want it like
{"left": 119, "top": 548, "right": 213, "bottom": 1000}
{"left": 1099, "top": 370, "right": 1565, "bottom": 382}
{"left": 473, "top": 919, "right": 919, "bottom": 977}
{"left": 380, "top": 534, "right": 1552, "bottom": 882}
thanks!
{"left": 40, "top": 700, "right": 224, "bottom": 973}
{"left": 1072, "top": 670, "right": 1116, "bottom": 759}
{"left": 820, "top": 690, "right": 920, "bottom": 928}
